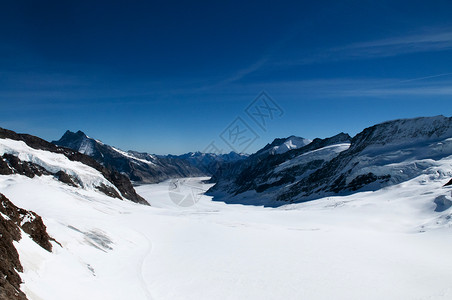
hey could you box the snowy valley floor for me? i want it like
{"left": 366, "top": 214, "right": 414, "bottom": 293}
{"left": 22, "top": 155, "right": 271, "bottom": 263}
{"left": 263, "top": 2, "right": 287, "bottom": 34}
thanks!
{"left": 1, "top": 176, "right": 452, "bottom": 300}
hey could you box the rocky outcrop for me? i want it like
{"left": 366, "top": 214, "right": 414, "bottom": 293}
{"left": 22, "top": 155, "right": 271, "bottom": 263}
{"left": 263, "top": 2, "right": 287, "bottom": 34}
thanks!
{"left": 434, "top": 195, "right": 452, "bottom": 212}
{"left": 0, "top": 193, "right": 54, "bottom": 300}
{"left": 0, "top": 153, "right": 51, "bottom": 178}
{"left": 0, "top": 128, "right": 148, "bottom": 205}
{"left": 54, "top": 170, "right": 78, "bottom": 187}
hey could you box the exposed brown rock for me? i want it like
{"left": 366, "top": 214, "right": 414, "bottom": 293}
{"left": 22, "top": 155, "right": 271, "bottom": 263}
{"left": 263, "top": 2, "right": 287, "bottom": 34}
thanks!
{"left": 0, "top": 194, "right": 53, "bottom": 252}
{"left": 0, "top": 194, "right": 27, "bottom": 300}
{"left": 0, "top": 193, "right": 56, "bottom": 299}
{"left": 0, "top": 154, "right": 51, "bottom": 178}
{"left": 96, "top": 183, "right": 122, "bottom": 199}
{"left": 54, "top": 170, "right": 78, "bottom": 187}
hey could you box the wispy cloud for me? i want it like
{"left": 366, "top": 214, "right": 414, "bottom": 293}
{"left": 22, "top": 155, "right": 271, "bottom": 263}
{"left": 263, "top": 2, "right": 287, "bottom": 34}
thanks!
{"left": 399, "top": 72, "right": 452, "bottom": 83}
{"left": 340, "top": 85, "right": 452, "bottom": 97}
{"left": 338, "top": 29, "right": 452, "bottom": 58}
{"left": 234, "top": 76, "right": 452, "bottom": 99}
{"left": 279, "top": 28, "right": 452, "bottom": 66}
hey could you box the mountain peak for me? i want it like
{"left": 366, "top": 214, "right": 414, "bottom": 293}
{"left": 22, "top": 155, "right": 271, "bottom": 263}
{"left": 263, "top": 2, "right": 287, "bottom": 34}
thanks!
{"left": 57, "top": 130, "right": 89, "bottom": 143}
{"left": 75, "top": 130, "right": 87, "bottom": 136}
{"left": 53, "top": 130, "right": 95, "bottom": 156}
{"left": 259, "top": 135, "right": 312, "bottom": 155}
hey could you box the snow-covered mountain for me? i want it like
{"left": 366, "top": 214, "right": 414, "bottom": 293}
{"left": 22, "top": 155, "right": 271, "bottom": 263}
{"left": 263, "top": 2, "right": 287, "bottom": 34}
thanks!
{"left": 53, "top": 130, "right": 206, "bottom": 183}
{"left": 0, "top": 128, "right": 147, "bottom": 205}
{"left": 208, "top": 116, "right": 452, "bottom": 206}
{"left": 257, "top": 135, "right": 312, "bottom": 155}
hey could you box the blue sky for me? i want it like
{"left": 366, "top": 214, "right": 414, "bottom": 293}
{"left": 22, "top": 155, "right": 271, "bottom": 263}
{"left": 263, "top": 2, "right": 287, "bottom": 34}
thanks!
{"left": 1, "top": 0, "right": 452, "bottom": 154}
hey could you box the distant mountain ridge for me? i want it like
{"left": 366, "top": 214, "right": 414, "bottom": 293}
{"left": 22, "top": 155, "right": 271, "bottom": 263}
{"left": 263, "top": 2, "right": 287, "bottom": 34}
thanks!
{"left": 53, "top": 130, "right": 247, "bottom": 184}
{"left": 53, "top": 130, "right": 204, "bottom": 183}
{"left": 170, "top": 151, "right": 248, "bottom": 175}
{"left": 208, "top": 116, "right": 452, "bottom": 206}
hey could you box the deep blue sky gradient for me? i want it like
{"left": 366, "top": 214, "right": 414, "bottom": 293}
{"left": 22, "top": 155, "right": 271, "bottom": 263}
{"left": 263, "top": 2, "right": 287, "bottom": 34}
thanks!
{"left": 1, "top": 0, "right": 452, "bottom": 154}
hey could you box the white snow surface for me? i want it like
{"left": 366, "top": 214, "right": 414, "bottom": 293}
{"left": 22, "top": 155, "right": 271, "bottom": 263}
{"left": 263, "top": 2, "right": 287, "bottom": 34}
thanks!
{"left": 275, "top": 142, "right": 350, "bottom": 173}
{"left": 111, "top": 146, "right": 157, "bottom": 166}
{"left": 271, "top": 136, "right": 312, "bottom": 155}
{"left": 1, "top": 170, "right": 451, "bottom": 299}
{"left": 77, "top": 137, "right": 94, "bottom": 156}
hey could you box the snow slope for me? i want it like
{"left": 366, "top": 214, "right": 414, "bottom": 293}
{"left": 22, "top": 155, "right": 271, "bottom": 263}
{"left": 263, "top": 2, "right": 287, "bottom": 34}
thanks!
{"left": 0, "top": 138, "right": 119, "bottom": 193}
{"left": 1, "top": 172, "right": 452, "bottom": 300}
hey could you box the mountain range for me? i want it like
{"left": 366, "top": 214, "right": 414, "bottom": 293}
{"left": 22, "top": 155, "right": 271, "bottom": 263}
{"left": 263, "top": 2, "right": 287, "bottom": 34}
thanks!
{"left": 52, "top": 130, "right": 247, "bottom": 184}
{"left": 208, "top": 115, "right": 452, "bottom": 206}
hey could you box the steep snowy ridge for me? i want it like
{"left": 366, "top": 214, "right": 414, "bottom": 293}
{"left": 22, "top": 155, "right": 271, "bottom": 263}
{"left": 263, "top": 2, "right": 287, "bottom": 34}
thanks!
{"left": 352, "top": 115, "right": 452, "bottom": 150}
{"left": 281, "top": 115, "right": 452, "bottom": 202}
{"left": 0, "top": 139, "right": 119, "bottom": 193}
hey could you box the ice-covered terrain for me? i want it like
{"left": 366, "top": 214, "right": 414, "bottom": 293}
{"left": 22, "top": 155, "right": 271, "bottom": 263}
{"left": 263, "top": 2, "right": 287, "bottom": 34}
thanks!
{"left": 2, "top": 118, "right": 452, "bottom": 299}
{"left": 2, "top": 173, "right": 452, "bottom": 300}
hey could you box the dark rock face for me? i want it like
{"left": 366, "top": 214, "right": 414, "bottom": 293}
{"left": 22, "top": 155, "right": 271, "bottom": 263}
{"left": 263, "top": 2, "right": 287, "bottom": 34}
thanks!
{"left": 0, "top": 154, "right": 51, "bottom": 178}
{"left": 0, "top": 193, "right": 54, "bottom": 300}
{"left": 53, "top": 130, "right": 205, "bottom": 184}
{"left": 0, "top": 127, "right": 148, "bottom": 205}
{"left": 0, "top": 203, "right": 26, "bottom": 300}
{"left": 54, "top": 170, "right": 78, "bottom": 187}
{"left": 434, "top": 195, "right": 452, "bottom": 212}
{"left": 0, "top": 194, "right": 53, "bottom": 252}
{"left": 96, "top": 183, "right": 122, "bottom": 199}
{"left": 444, "top": 179, "right": 452, "bottom": 186}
